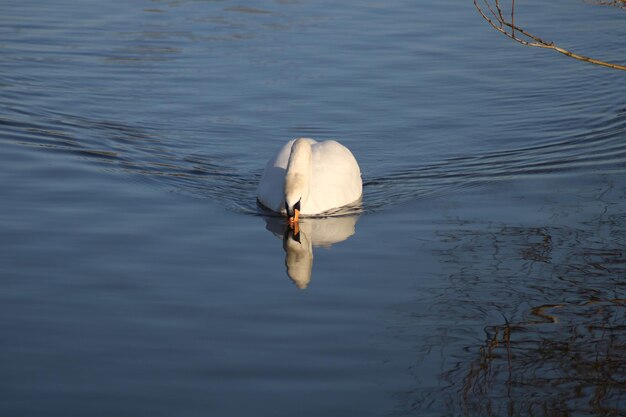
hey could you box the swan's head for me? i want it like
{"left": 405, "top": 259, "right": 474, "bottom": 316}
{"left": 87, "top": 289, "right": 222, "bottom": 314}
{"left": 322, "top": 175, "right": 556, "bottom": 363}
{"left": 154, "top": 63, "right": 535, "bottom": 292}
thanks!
{"left": 284, "top": 198, "right": 301, "bottom": 224}
{"left": 284, "top": 138, "right": 312, "bottom": 224}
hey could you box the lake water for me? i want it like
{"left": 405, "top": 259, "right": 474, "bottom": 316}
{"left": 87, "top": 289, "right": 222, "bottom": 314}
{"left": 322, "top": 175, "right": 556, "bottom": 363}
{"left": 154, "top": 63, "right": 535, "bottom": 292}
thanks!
{"left": 1, "top": 0, "right": 625, "bottom": 415}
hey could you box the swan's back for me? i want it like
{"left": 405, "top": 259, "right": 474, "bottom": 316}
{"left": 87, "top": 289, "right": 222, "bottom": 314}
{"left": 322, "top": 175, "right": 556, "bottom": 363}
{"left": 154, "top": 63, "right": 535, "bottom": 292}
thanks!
{"left": 257, "top": 138, "right": 362, "bottom": 215}
{"left": 308, "top": 140, "right": 361, "bottom": 214}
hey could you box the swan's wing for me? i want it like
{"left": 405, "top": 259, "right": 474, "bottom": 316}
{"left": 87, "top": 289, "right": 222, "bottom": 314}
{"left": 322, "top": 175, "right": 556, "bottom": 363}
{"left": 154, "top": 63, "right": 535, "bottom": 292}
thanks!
{"left": 309, "top": 140, "right": 362, "bottom": 213}
{"left": 257, "top": 141, "right": 291, "bottom": 212}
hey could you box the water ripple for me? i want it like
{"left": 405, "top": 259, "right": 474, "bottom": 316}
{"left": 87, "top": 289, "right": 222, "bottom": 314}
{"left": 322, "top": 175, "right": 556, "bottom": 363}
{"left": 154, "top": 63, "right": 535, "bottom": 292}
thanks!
{"left": 365, "top": 109, "right": 626, "bottom": 209}
{"left": 2, "top": 103, "right": 626, "bottom": 215}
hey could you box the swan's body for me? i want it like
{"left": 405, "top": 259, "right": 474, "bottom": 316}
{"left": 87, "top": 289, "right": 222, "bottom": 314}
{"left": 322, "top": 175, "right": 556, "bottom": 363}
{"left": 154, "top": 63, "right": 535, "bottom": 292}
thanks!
{"left": 257, "top": 138, "right": 362, "bottom": 216}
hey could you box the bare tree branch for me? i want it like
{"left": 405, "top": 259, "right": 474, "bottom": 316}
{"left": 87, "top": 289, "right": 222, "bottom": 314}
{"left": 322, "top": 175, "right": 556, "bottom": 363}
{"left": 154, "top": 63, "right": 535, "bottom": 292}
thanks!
{"left": 474, "top": 0, "right": 626, "bottom": 71}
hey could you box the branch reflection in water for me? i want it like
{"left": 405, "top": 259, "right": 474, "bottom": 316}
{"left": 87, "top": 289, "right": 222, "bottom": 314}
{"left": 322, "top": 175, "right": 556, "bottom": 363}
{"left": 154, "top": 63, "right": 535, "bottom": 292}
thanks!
{"left": 458, "top": 298, "right": 625, "bottom": 417}
{"left": 402, "top": 177, "right": 626, "bottom": 416}
{"left": 263, "top": 215, "right": 360, "bottom": 289}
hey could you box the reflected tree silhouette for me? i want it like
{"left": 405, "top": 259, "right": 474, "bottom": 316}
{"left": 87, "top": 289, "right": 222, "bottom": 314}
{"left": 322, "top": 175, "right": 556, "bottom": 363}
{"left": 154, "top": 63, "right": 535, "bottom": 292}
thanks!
{"left": 585, "top": 0, "right": 626, "bottom": 9}
{"left": 396, "top": 177, "right": 625, "bottom": 416}
{"left": 459, "top": 298, "right": 624, "bottom": 417}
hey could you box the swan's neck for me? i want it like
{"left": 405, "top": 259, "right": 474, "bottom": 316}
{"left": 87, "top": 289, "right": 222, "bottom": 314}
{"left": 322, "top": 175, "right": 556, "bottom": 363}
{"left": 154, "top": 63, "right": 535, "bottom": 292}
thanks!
{"left": 283, "top": 229, "right": 313, "bottom": 289}
{"left": 284, "top": 139, "right": 312, "bottom": 210}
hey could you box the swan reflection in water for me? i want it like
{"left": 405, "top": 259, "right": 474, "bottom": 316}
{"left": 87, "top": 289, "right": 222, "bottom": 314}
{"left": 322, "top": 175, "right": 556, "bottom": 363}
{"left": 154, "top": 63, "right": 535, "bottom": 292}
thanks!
{"left": 264, "top": 215, "right": 360, "bottom": 289}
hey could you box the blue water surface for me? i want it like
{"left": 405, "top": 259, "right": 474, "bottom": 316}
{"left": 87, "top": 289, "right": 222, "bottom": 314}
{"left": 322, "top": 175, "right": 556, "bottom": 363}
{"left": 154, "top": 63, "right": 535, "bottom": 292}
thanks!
{"left": 1, "top": 0, "right": 625, "bottom": 415}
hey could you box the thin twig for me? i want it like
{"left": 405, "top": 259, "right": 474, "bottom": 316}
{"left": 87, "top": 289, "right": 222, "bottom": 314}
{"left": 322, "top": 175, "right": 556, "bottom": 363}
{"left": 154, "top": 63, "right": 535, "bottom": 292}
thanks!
{"left": 483, "top": 0, "right": 502, "bottom": 26}
{"left": 474, "top": 0, "right": 626, "bottom": 71}
{"left": 511, "top": 0, "right": 515, "bottom": 37}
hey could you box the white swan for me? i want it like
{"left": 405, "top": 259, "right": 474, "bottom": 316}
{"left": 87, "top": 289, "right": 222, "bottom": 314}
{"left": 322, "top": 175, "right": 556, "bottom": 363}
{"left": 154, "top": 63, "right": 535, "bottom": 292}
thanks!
{"left": 257, "top": 138, "right": 362, "bottom": 221}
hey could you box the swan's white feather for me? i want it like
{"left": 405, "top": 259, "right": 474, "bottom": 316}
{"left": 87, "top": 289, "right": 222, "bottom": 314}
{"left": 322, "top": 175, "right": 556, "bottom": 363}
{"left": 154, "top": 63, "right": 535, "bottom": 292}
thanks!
{"left": 257, "top": 138, "right": 362, "bottom": 215}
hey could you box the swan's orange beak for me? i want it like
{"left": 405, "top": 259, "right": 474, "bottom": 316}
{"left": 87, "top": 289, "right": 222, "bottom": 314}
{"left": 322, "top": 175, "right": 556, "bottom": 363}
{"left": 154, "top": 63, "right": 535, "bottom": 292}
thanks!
{"left": 286, "top": 198, "right": 301, "bottom": 227}
{"left": 290, "top": 218, "right": 300, "bottom": 236}
{"left": 288, "top": 208, "right": 300, "bottom": 226}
